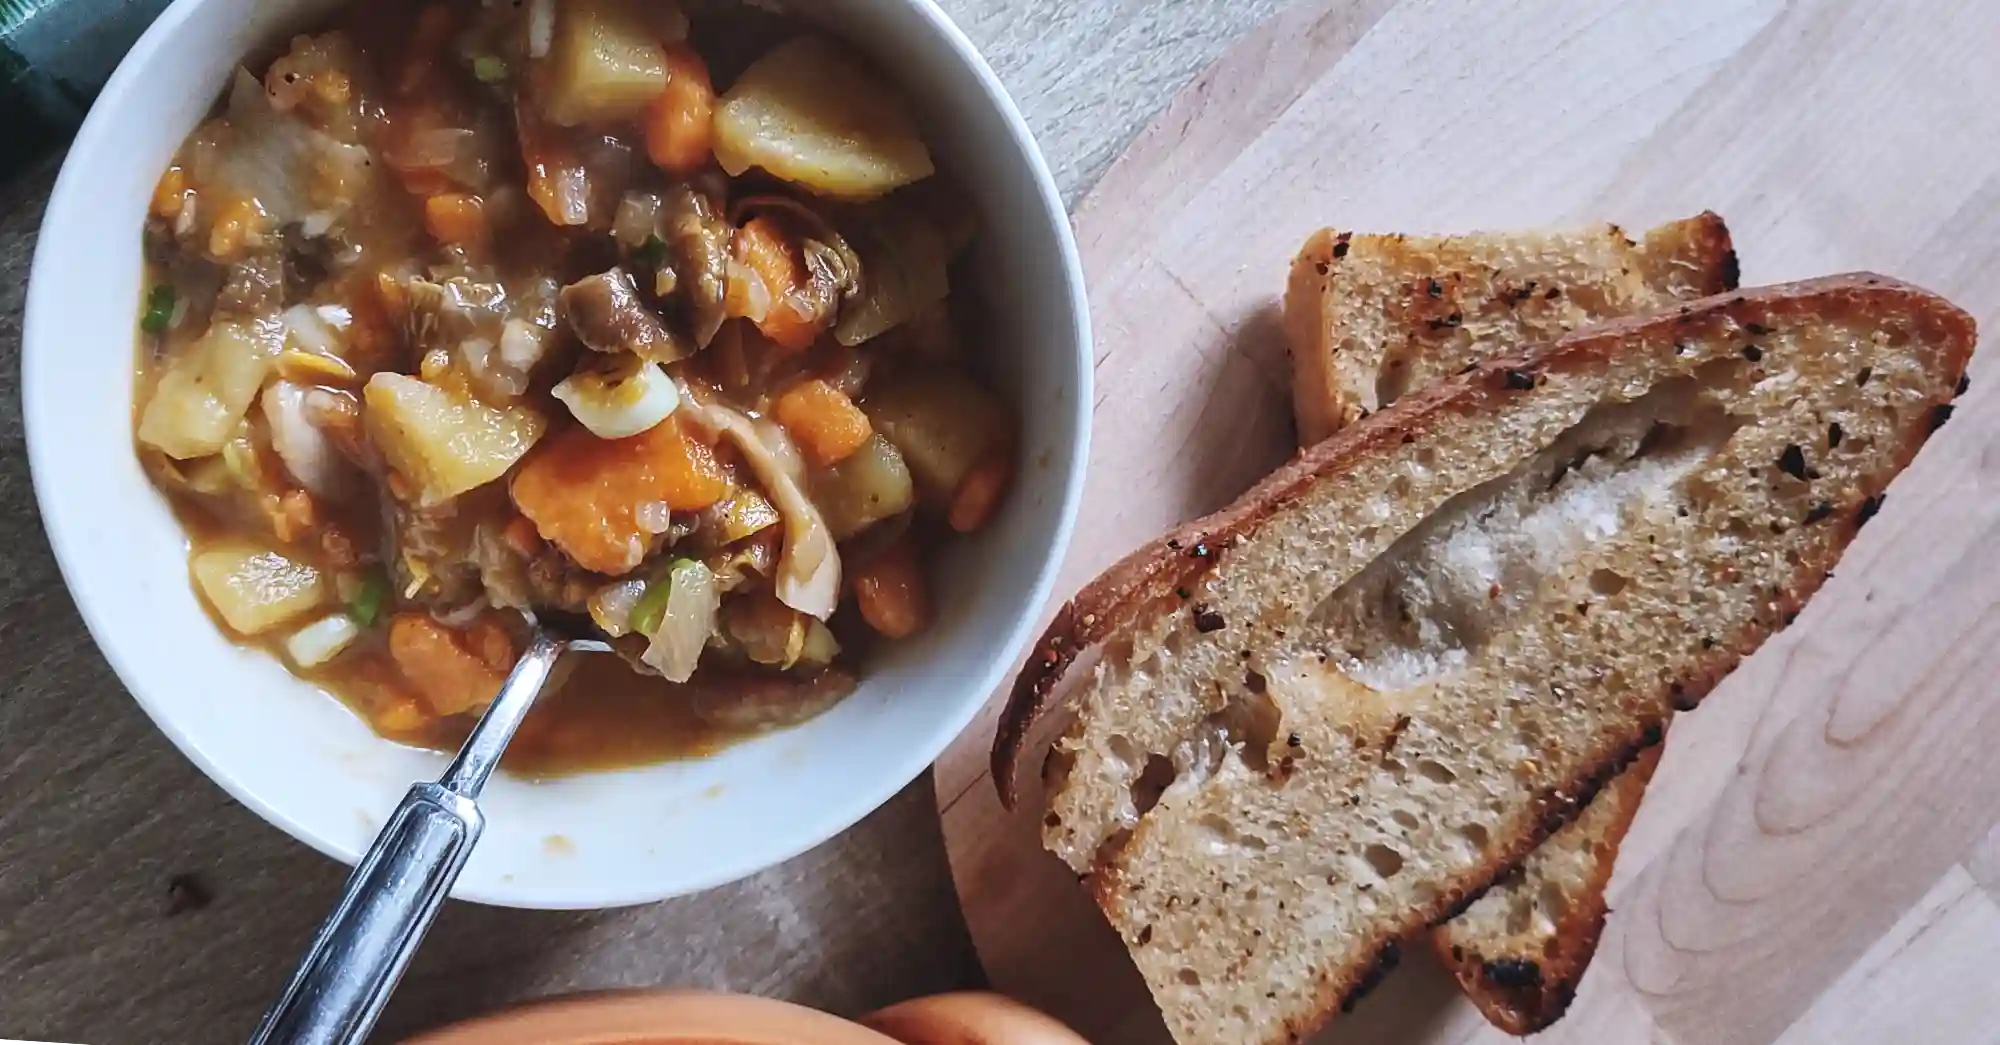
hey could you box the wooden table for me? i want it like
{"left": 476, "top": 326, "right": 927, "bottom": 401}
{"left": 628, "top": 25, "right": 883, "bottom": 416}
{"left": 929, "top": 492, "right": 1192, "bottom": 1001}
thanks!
{"left": 0, "top": 2, "right": 1290, "bottom": 1041}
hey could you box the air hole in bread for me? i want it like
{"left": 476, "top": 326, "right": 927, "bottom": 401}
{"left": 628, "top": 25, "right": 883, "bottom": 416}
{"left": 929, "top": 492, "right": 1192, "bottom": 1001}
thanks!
{"left": 1178, "top": 968, "right": 1202, "bottom": 986}
{"left": 1307, "top": 376, "right": 1743, "bottom": 694}
{"left": 1415, "top": 758, "right": 1457, "bottom": 784}
{"left": 1196, "top": 813, "right": 1270, "bottom": 854}
{"left": 1391, "top": 808, "right": 1420, "bottom": 831}
{"left": 1458, "top": 821, "right": 1490, "bottom": 851}
{"left": 1537, "top": 879, "right": 1571, "bottom": 920}
{"left": 1363, "top": 843, "right": 1405, "bottom": 879}
{"left": 1132, "top": 753, "right": 1177, "bottom": 817}
{"left": 1376, "top": 351, "right": 1417, "bottom": 406}
{"left": 1588, "top": 569, "right": 1628, "bottom": 597}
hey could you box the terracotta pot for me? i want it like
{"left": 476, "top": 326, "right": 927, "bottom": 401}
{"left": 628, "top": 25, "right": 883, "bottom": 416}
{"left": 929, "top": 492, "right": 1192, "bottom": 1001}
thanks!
{"left": 400, "top": 990, "right": 1090, "bottom": 1045}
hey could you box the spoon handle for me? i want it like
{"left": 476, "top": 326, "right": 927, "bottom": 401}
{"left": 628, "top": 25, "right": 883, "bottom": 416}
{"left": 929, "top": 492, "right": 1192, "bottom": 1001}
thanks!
{"left": 246, "top": 632, "right": 567, "bottom": 1045}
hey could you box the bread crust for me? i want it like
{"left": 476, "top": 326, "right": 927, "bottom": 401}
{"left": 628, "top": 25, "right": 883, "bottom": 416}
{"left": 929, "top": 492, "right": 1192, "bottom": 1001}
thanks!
{"left": 995, "top": 272, "right": 1974, "bottom": 809}
{"left": 1431, "top": 743, "right": 1665, "bottom": 1034}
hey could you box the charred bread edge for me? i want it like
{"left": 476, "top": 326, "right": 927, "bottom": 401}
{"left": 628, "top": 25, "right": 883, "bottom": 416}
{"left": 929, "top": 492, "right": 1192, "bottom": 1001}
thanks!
{"left": 994, "top": 273, "right": 1975, "bottom": 808}
{"left": 1433, "top": 744, "right": 1665, "bottom": 1035}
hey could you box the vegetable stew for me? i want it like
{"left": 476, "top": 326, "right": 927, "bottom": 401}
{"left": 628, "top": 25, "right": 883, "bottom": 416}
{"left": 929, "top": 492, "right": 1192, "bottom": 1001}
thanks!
{"left": 133, "top": 0, "right": 1017, "bottom": 773}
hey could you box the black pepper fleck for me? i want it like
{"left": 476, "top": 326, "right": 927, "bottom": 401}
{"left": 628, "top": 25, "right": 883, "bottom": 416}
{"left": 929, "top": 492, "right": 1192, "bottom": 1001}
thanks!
{"left": 1332, "top": 233, "right": 1351, "bottom": 259}
{"left": 1777, "top": 444, "right": 1809, "bottom": 480}
{"left": 1288, "top": 732, "right": 1302, "bottom": 747}
{"left": 1858, "top": 493, "right": 1885, "bottom": 527}
{"left": 1429, "top": 311, "right": 1462, "bottom": 330}
{"left": 1167, "top": 538, "right": 1181, "bottom": 550}
{"left": 1829, "top": 421, "right": 1845, "bottom": 448}
{"left": 1484, "top": 958, "right": 1543, "bottom": 989}
{"left": 1191, "top": 541, "right": 1211, "bottom": 558}
{"left": 1503, "top": 368, "right": 1536, "bottom": 390}
{"left": 1931, "top": 403, "right": 1955, "bottom": 432}
{"left": 1427, "top": 278, "right": 1444, "bottom": 298}
{"left": 1193, "top": 607, "right": 1226, "bottom": 633}
{"left": 1805, "top": 501, "right": 1834, "bottom": 524}
{"left": 1745, "top": 322, "right": 1772, "bottom": 336}
{"left": 1175, "top": 587, "right": 1191, "bottom": 600}
{"left": 1742, "top": 344, "right": 1764, "bottom": 362}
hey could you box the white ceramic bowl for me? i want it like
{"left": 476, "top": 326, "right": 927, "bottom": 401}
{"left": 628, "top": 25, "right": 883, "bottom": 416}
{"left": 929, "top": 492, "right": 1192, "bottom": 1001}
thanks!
{"left": 23, "top": 0, "right": 1088, "bottom": 908}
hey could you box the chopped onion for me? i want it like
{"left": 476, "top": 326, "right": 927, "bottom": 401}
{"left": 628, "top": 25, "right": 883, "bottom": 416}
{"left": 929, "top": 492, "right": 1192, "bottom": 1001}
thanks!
{"left": 634, "top": 500, "right": 674, "bottom": 534}
{"left": 282, "top": 303, "right": 342, "bottom": 355}
{"left": 387, "top": 127, "right": 475, "bottom": 168}
{"left": 552, "top": 355, "right": 680, "bottom": 439}
{"left": 285, "top": 613, "right": 361, "bottom": 668}
{"left": 432, "top": 597, "right": 489, "bottom": 628}
{"left": 527, "top": 0, "right": 555, "bottom": 58}
{"left": 588, "top": 576, "right": 648, "bottom": 637}
{"left": 262, "top": 380, "right": 356, "bottom": 500}
{"left": 299, "top": 210, "right": 337, "bottom": 238}
{"left": 641, "top": 559, "right": 719, "bottom": 683}
{"left": 315, "top": 304, "right": 354, "bottom": 330}
{"left": 612, "top": 191, "right": 665, "bottom": 249}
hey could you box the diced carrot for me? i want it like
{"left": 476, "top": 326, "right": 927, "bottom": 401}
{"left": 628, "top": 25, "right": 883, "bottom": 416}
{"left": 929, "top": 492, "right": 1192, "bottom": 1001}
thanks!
{"left": 423, "top": 193, "right": 489, "bottom": 247}
{"left": 510, "top": 418, "right": 730, "bottom": 575}
{"left": 644, "top": 44, "right": 716, "bottom": 175}
{"left": 733, "top": 217, "right": 822, "bottom": 351}
{"left": 773, "top": 379, "right": 873, "bottom": 467}
{"left": 948, "top": 449, "right": 1014, "bottom": 533}
{"left": 151, "top": 165, "right": 186, "bottom": 219}
{"left": 852, "top": 540, "right": 930, "bottom": 640}
{"left": 388, "top": 612, "right": 507, "bottom": 717}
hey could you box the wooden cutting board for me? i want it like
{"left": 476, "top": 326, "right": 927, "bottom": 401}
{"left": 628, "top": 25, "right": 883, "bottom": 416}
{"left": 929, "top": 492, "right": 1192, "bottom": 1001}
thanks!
{"left": 932, "top": 1, "right": 2000, "bottom": 1043}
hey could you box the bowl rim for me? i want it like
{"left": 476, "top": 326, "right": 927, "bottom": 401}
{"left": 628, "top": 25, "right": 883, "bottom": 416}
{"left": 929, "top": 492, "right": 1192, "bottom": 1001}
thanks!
{"left": 22, "top": 0, "right": 1091, "bottom": 906}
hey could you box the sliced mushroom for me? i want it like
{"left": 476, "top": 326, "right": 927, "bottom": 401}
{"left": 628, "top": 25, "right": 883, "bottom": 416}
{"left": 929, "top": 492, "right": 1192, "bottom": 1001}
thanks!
{"left": 676, "top": 387, "right": 841, "bottom": 619}
{"left": 558, "top": 267, "right": 690, "bottom": 363}
{"left": 666, "top": 183, "right": 730, "bottom": 348}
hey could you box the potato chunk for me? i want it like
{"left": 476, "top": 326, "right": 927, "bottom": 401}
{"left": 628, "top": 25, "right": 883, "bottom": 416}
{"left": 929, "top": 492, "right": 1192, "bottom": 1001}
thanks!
{"left": 811, "top": 434, "right": 914, "bottom": 540}
{"left": 713, "top": 36, "right": 934, "bottom": 201}
{"left": 191, "top": 540, "right": 326, "bottom": 635}
{"left": 364, "top": 373, "right": 545, "bottom": 506}
{"left": 863, "top": 369, "right": 1010, "bottom": 508}
{"left": 138, "top": 316, "right": 284, "bottom": 459}
{"left": 541, "top": 0, "right": 670, "bottom": 126}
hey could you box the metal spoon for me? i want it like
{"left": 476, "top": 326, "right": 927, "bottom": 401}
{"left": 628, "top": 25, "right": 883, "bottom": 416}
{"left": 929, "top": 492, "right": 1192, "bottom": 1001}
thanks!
{"left": 247, "top": 626, "right": 611, "bottom": 1045}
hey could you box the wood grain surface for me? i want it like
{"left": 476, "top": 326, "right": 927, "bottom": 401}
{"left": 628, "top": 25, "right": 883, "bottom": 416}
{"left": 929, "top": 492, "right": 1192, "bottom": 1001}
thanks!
{"left": 0, "top": 3, "right": 1291, "bottom": 1042}
{"left": 937, "top": 2, "right": 2000, "bottom": 1043}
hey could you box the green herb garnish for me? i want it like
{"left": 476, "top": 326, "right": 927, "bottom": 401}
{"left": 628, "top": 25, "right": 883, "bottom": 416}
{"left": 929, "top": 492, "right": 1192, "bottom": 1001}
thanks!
{"left": 635, "top": 233, "right": 668, "bottom": 268}
{"left": 348, "top": 568, "right": 391, "bottom": 628}
{"left": 140, "top": 284, "right": 176, "bottom": 334}
{"left": 472, "top": 55, "right": 508, "bottom": 84}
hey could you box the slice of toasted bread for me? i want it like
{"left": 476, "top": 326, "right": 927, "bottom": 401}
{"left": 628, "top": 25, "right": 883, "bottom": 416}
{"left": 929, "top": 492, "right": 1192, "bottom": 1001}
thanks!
{"left": 995, "top": 275, "right": 1973, "bottom": 1045}
{"left": 1432, "top": 743, "right": 1662, "bottom": 1033}
{"left": 1286, "top": 215, "right": 1739, "bottom": 446}
{"left": 1288, "top": 214, "right": 1737, "bottom": 1035}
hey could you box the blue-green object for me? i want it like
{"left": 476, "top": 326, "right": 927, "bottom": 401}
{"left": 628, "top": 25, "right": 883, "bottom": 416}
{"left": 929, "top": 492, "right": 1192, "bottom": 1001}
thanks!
{"left": 1, "top": 0, "right": 174, "bottom": 174}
